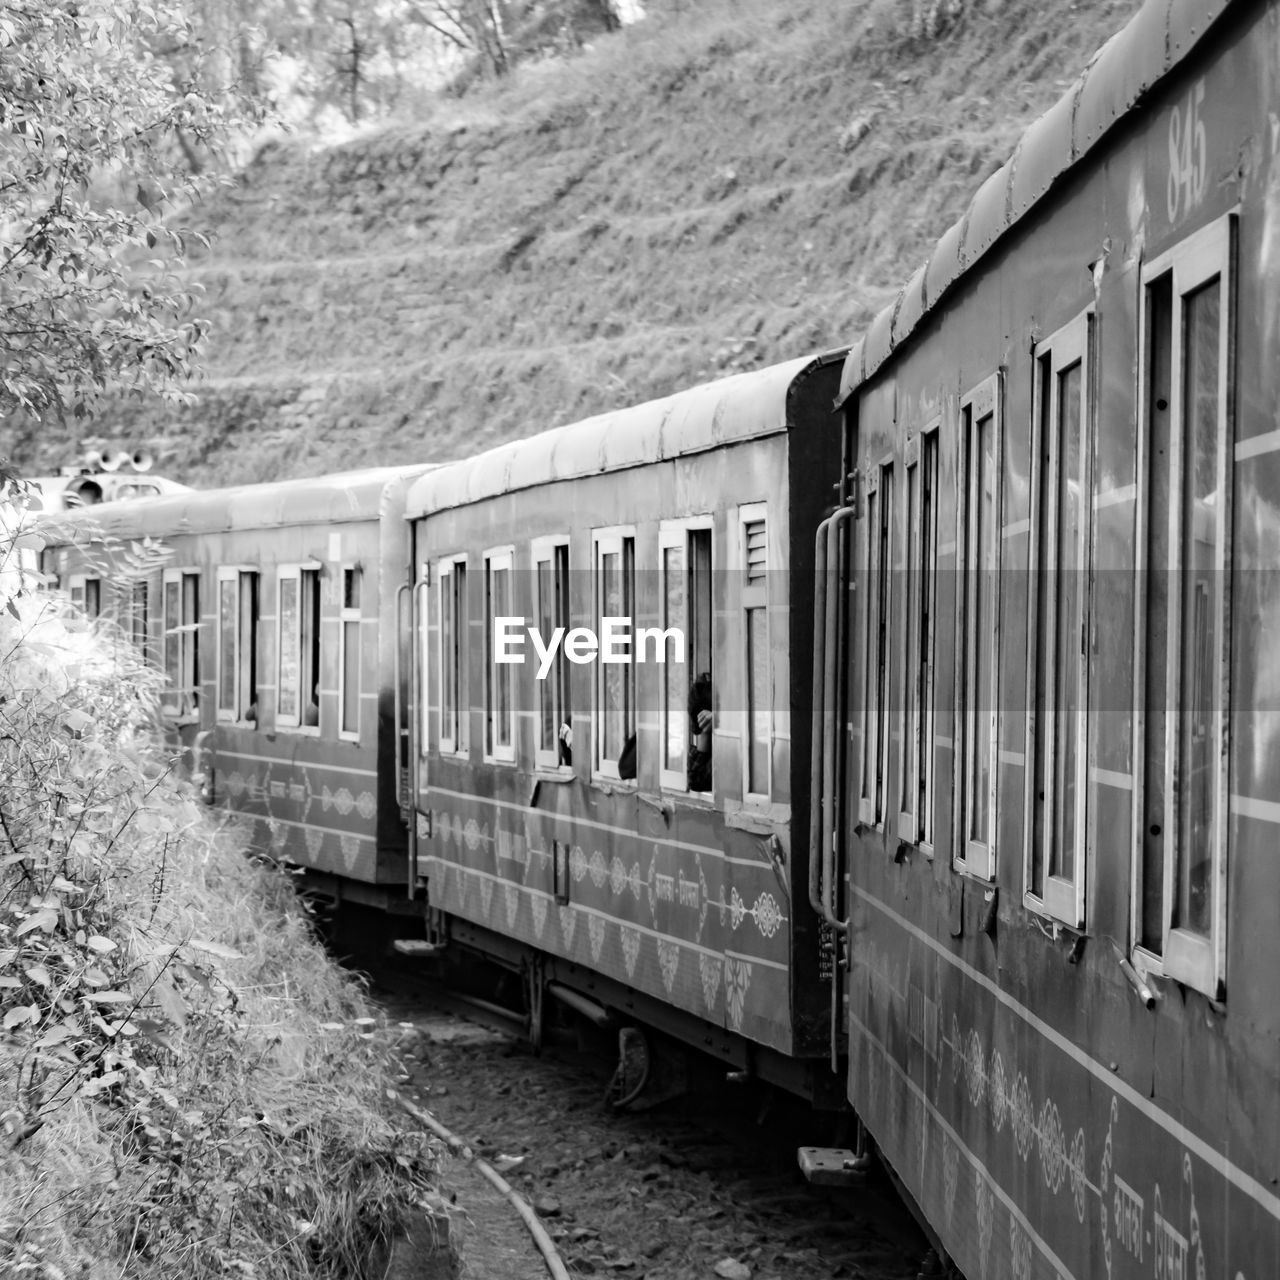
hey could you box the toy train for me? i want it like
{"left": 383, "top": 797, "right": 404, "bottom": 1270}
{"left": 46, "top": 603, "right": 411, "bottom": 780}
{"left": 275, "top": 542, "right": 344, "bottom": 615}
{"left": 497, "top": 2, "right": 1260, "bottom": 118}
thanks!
{"left": 36, "top": 0, "right": 1280, "bottom": 1274}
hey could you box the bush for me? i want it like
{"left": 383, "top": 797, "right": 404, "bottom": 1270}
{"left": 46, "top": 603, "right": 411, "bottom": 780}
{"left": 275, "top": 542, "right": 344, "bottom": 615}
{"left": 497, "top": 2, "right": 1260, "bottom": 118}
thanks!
{"left": 0, "top": 482, "right": 444, "bottom": 1279}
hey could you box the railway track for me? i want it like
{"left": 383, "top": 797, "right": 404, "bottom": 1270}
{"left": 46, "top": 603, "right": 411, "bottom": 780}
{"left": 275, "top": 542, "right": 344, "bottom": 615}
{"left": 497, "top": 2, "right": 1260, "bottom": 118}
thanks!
{"left": 374, "top": 963, "right": 928, "bottom": 1280}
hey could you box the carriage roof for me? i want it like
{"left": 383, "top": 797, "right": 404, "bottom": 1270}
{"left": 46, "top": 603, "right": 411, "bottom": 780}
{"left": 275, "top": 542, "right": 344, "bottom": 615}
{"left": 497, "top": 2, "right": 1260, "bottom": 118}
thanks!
{"left": 36, "top": 465, "right": 433, "bottom": 543}
{"left": 837, "top": 0, "right": 1238, "bottom": 405}
{"left": 404, "top": 350, "right": 845, "bottom": 520}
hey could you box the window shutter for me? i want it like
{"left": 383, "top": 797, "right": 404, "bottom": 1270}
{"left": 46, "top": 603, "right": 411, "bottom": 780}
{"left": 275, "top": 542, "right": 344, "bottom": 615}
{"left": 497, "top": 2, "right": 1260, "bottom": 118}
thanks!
{"left": 745, "top": 519, "right": 767, "bottom": 582}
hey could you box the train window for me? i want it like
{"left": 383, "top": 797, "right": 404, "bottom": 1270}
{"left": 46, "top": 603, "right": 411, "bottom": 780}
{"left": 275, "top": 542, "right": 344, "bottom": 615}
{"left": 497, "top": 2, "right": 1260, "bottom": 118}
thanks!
{"left": 533, "top": 539, "right": 572, "bottom": 771}
{"left": 956, "top": 373, "right": 1003, "bottom": 880}
{"left": 277, "top": 565, "right": 321, "bottom": 732}
{"left": 483, "top": 548, "right": 516, "bottom": 764}
{"left": 162, "top": 568, "right": 201, "bottom": 720}
{"left": 593, "top": 529, "right": 636, "bottom": 782}
{"left": 69, "top": 575, "right": 102, "bottom": 618}
{"left": 741, "top": 507, "right": 769, "bottom": 801}
{"left": 859, "top": 461, "right": 893, "bottom": 827}
{"left": 130, "top": 580, "right": 149, "bottom": 658}
{"left": 658, "top": 520, "right": 713, "bottom": 794}
{"left": 437, "top": 556, "right": 468, "bottom": 755}
{"left": 217, "top": 568, "right": 260, "bottom": 725}
{"left": 1025, "top": 314, "right": 1093, "bottom": 926}
{"left": 1134, "top": 214, "right": 1234, "bottom": 997}
{"left": 898, "top": 428, "right": 939, "bottom": 847}
{"left": 340, "top": 567, "right": 361, "bottom": 741}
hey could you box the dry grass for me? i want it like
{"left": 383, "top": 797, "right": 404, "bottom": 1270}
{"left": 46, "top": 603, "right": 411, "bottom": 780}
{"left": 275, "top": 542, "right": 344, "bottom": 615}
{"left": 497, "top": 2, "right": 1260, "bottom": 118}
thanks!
{"left": 0, "top": 499, "right": 445, "bottom": 1279}
{"left": 8, "top": 0, "right": 1141, "bottom": 485}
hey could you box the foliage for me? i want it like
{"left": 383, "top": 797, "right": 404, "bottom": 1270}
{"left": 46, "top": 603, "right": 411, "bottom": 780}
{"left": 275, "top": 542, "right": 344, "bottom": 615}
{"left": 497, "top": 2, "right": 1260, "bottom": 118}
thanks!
{"left": 0, "top": 491, "right": 445, "bottom": 1279}
{"left": 0, "top": 0, "right": 264, "bottom": 426}
{"left": 180, "top": 0, "right": 635, "bottom": 131}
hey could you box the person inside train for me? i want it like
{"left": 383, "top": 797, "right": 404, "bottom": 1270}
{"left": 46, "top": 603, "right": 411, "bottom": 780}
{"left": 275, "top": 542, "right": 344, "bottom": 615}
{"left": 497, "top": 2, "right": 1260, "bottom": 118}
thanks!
{"left": 618, "top": 730, "right": 637, "bottom": 780}
{"left": 687, "top": 670, "right": 712, "bottom": 792}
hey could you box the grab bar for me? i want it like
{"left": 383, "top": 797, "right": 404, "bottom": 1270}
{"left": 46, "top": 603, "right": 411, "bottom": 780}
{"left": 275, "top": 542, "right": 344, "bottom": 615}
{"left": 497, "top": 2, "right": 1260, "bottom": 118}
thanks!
{"left": 809, "top": 507, "right": 854, "bottom": 934}
{"left": 808, "top": 513, "right": 833, "bottom": 920}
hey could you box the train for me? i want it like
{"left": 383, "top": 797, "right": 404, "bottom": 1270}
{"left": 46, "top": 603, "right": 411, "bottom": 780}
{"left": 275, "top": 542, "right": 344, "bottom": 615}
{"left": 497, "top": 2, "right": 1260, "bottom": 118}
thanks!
{"left": 29, "top": 446, "right": 191, "bottom": 512}
{"left": 33, "top": 0, "right": 1280, "bottom": 1275}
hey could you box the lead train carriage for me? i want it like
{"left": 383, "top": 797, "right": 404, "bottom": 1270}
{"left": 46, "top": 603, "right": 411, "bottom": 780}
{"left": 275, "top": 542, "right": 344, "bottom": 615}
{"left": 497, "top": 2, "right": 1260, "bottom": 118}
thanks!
{"left": 39, "top": 467, "right": 430, "bottom": 913}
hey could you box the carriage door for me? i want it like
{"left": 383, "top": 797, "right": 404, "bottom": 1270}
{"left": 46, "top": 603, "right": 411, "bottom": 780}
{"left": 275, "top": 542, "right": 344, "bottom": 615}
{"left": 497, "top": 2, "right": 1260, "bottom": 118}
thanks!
{"left": 809, "top": 405, "right": 859, "bottom": 1067}
{"left": 395, "top": 522, "right": 430, "bottom": 891}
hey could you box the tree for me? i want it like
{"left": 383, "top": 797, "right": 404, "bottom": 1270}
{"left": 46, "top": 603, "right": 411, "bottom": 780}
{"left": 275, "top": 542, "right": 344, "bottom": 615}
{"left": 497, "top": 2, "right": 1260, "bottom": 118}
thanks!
{"left": 0, "top": 0, "right": 263, "bottom": 428}
{"left": 406, "top": 0, "right": 512, "bottom": 79}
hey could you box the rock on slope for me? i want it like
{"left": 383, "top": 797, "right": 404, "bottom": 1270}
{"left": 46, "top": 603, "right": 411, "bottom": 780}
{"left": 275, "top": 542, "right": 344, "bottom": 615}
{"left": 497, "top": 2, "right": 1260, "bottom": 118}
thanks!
{"left": 14, "top": 0, "right": 1139, "bottom": 485}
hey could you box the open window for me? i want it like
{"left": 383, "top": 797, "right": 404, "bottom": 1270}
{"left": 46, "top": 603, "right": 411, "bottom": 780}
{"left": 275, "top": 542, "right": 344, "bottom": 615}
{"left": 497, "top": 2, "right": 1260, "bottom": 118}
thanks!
{"left": 533, "top": 538, "right": 573, "bottom": 770}
{"left": 340, "top": 566, "right": 362, "bottom": 741}
{"left": 277, "top": 564, "right": 321, "bottom": 732}
{"left": 483, "top": 548, "right": 516, "bottom": 764}
{"left": 956, "top": 373, "right": 1002, "bottom": 880}
{"left": 593, "top": 528, "right": 636, "bottom": 782}
{"left": 1134, "top": 214, "right": 1234, "bottom": 998}
{"left": 1025, "top": 314, "right": 1093, "bottom": 926}
{"left": 437, "top": 556, "right": 468, "bottom": 756}
{"left": 69, "top": 575, "right": 102, "bottom": 618}
{"left": 130, "top": 580, "right": 150, "bottom": 658}
{"left": 899, "top": 427, "right": 939, "bottom": 847}
{"left": 658, "top": 519, "right": 713, "bottom": 794}
{"left": 162, "top": 568, "right": 201, "bottom": 720}
{"left": 740, "top": 506, "right": 770, "bottom": 802}
{"left": 860, "top": 459, "right": 894, "bottom": 827}
{"left": 217, "top": 568, "right": 260, "bottom": 725}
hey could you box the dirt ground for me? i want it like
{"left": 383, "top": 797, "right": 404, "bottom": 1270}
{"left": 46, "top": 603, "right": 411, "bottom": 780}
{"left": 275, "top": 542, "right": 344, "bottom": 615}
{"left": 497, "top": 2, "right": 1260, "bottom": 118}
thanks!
{"left": 386, "top": 998, "right": 928, "bottom": 1280}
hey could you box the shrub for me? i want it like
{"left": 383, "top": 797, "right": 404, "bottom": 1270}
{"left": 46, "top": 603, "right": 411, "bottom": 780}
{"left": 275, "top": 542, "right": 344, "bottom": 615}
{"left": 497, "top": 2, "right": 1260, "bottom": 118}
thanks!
{"left": 0, "top": 482, "right": 444, "bottom": 1279}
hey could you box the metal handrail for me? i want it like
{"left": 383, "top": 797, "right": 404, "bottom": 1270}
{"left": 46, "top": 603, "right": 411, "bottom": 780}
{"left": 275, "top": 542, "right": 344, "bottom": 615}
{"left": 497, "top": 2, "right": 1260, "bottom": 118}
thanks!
{"left": 810, "top": 507, "right": 854, "bottom": 935}
{"left": 821, "top": 507, "right": 855, "bottom": 934}
{"left": 808, "top": 513, "right": 833, "bottom": 920}
{"left": 393, "top": 583, "right": 412, "bottom": 815}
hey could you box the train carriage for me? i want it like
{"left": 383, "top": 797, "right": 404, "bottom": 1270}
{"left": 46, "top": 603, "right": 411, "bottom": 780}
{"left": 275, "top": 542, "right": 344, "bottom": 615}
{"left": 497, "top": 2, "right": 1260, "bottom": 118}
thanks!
{"left": 38, "top": 467, "right": 431, "bottom": 911}
{"left": 818, "top": 0, "right": 1280, "bottom": 1275}
{"left": 402, "top": 353, "right": 849, "bottom": 1100}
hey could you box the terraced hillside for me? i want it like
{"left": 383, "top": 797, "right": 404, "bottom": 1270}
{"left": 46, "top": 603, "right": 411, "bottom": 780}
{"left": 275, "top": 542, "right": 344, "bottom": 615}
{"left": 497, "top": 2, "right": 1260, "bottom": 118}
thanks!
{"left": 12, "top": 0, "right": 1139, "bottom": 485}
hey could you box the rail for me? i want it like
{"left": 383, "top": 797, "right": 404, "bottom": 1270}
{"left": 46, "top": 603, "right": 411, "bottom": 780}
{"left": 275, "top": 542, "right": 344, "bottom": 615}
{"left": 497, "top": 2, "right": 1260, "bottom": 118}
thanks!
{"left": 395, "top": 1090, "right": 572, "bottom": 1280}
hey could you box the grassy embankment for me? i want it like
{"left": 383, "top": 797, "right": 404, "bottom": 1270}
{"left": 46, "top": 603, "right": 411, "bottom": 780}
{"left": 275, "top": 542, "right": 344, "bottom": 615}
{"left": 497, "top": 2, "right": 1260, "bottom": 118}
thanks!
{"left": 10, "top": 0, "right": 1139, "bottom": 488}
{"left": 0, "top": 499, "right": 445, "bottom": 1279}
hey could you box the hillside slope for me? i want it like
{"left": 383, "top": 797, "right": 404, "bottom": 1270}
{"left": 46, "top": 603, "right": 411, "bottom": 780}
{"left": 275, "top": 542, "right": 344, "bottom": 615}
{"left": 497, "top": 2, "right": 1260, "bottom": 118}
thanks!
{"left": 13, "top": 0, "right": 1139, "bottom": 485}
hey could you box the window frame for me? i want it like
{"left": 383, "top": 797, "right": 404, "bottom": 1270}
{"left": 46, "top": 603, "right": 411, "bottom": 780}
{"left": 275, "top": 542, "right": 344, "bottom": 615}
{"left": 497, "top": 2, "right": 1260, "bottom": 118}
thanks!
{"left": 1132, "top": 213, "right": 1234, "bottom": 997}
{"left": 898, "top": 424, "right": 940, "bottom": 849}
{"left": 1024, "top": 313, "right": 1094, "bottom": 927}
{"left": 532, "top": 536, "right": 573, "bottom": 773}
{"left": 859, "top": 457, "right": 894, "bottom": 828}
{"left": 657, "top": 517, "right": 714, "bottom": 795}
{"left": 592, "top": 526, "right": 637, "bottom": 783}
{"left": 162, "top": 567, "right": 201, "bottom": 722}
{"left": 216, "top": 566, "right": 260, "bottom": 727}
{"left": 436, "top": 554, "right": 469, "bottom": 757}
{"left": 69, "top": 574, "right": 102, "bottom": 618}
{"left": 130, "top": 579, "right": 150, "bottom": 659}
{"left": 954, "top": 371, "right": 1003, "bottom": 881}
{"left": 483, "top": 546, "right": 518, "bottom": 765}
{"left": 739, "top": 503, "right": 771, "bottom": 805}
{"left": 339, "top": 564, "right": 363, "bottom": 743}
{"left": 275, "top": 562, "right": 322, "bottom": 736}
